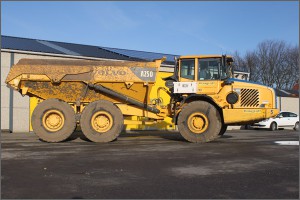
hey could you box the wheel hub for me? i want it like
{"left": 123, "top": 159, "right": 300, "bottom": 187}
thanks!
{"left": 91, "top": 111, "right": 113, "bottom": 133}
{"left": 43, "top": 110, "right": 64, "bottom": 132}
{"left": 187, "top": 112, "right": 209, "bottom": 134}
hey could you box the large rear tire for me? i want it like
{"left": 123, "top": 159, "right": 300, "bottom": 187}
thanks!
{"left": 80, "top": 100, "right": 124, "bottom": 142}
{"left": 177, "top": 101, "right": 222, "bottom": 143}
{"left": 31, "top": 98, "right": 76, "bottom": 142}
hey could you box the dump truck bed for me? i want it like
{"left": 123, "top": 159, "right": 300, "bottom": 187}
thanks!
{"left": 6, "top": 58, "right": 163, "bottom": 103}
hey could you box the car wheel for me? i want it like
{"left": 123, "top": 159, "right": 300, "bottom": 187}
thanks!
{"left": 294, "top": 122, "right": 299, "bottom": 131}
{"left": 269, "top": 122, "right": 277, "bottom": 131}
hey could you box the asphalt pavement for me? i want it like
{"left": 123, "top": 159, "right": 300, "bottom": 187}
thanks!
{"left": 1, "top": 129, "right": 299, "bottom": 199}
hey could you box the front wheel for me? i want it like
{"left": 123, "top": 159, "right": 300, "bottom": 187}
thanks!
{"left": 269, "top": 122, "right": 277, "bottom": 131}
{"left": 177, "top": 101, "right": 222, "bottom": 143}
{"left": 80, "top": 100, "right": 124, "bottom": 142}
{"left": 294, "top": 122, "right": 299, "bottom": 131}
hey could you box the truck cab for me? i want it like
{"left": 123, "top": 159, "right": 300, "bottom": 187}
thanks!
{"left": 178, "top": 55, "right": 233, "bottom": 95}
{"left": 167, "top": 55, "right": 279, "bottom": 142}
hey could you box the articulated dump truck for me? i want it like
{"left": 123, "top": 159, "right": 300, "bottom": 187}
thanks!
{"left": 6, "top": 55, "right": 279, "bottom": 143}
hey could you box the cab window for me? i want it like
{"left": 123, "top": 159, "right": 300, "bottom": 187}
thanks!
{"left": 198, "top": 58, "right": 230, "bottom": 80}
{"left": 180, "top": 59, "right": 195, "bottom": 80}
{"left": 198, "top": 59, "right": 220, "bottom": 80}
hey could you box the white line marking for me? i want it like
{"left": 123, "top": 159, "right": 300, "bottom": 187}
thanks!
{"left": 274, "top": 141, "right": 299, "bottom": 145}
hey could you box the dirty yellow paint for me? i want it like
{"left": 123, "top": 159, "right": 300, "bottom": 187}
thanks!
{"left": 223, "top": 108, "right": 279, "bottom": 124}
{"left": 24, "top": 56, "right": 279, "bottom": 133}
{"left": 29, "top": 71, "right": 175, "bottom": 131}
{"left": 125, "top": 71, "right": 175, "bottom": 130}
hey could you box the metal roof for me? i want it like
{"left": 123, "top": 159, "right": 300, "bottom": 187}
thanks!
{"left": 2, "top": 36, "right": 63, "bottom": 55}
{"left": 2, "top": 36, "right": 143, "bottom": 61}
{"left": 1, "top": 35, "right": 175, "bottom": 64}
{"left": 101, "top": 47, "right": 178, "bottom": 65}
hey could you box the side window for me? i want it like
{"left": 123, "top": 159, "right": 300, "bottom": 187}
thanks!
{"left": 282, "top": 112, "right": 289, "bottom": 118}
{"left": 180, "top": 59, "right": 195, "bottom": 80}
{"left": 289, "top": 113, "right": 297, "bottom": 117}
{"left": 198, "top": 59, "right": 220, "bottom": 80}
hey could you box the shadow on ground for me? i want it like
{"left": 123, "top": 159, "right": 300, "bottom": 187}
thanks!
{"left": 64, "top": 130, "right": 186, "bottom": 142}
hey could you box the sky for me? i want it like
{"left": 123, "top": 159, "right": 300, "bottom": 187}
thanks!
{"left": 1, "top": 1, "right": 299, "bottom": 56}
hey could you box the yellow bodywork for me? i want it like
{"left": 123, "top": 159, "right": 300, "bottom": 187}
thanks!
{"left": 125, "top": 71, "right": 174, "bottom": 130}
{"left": 29, "top": 71, "right": 174, "bottom": 131}
{"left": 221, "top": 81, "right": 278, "bottom": 124}
{"left": 8, "top": 55, "right": 279, "bottom": 133}
{"left": 194, "top": 79, "right": 278, "bottom": 124}
{"left": 7, "top": 58, "right": 173, "bottom": 131}
{"left": 177, "top": 55, "right": 279, "bottom": 124}
{"left": 6, "top": 59, "right": 163, "bottom": 104}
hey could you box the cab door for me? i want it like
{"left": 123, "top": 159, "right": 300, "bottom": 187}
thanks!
{"left": 179, "top": 58, "right": 196, "bottom": 82}
{"left": 197, "top": 58, "right": 222, "bottom": 95}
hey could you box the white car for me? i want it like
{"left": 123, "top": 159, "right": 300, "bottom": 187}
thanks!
{"left": 250, "top": 111, "right": 299, "bottom": 131}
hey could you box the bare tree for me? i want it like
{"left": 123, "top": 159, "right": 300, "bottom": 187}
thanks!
{"left": 232, "top": 51, "right": 246, "bottom": 72}
{"left": 233, "top": 40, "right": 299, "bottom": 90}
{"left": 244, "top": 51, "right": 260, "bottom": 82}
{"left": 284, "top": 45, "right": 299, "bottom": 90}
{"left": 232, "top": 51, "right": 260, "bottom": 82}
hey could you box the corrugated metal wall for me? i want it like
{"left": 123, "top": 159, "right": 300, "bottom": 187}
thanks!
{"left": 1, "top": 52, "right": 30, "bottom": 132}
{"left": 1, "top": 51, "right": 82, "bottom": 132}
{"left": 277, "top": 97, "right": 299, "bottom": 114}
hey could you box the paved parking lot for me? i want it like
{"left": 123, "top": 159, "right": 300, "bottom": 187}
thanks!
{"left": 1, "top": 129, "right": 299, "bottom": 199}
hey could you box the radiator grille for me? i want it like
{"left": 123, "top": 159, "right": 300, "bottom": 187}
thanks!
{"left": 240, "top": 89, "right": 259, "bottom": 107}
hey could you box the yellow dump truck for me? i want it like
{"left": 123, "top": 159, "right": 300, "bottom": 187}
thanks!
{"left": 5, "top": 55, "right": 279, "bottom": 143}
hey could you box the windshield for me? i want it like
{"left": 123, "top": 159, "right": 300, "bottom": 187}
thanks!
{"left": 198, "top": 58, "right": 230, "bottom": 80}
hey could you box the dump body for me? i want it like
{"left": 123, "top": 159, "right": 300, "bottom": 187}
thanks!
{"left": 6, "top": 58, "right": 163, "bottom": 105}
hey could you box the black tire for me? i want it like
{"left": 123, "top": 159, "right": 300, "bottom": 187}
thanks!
{"left": 177, "top": 101, "right": 222, "bottom": 143}
{"left": 80, "top": 100, "right": 124, "bottom": 142}
{"left": 219, "top": 125, "right": 228, "bottom": 136}
{"left": 294, "top": 122, "right": 299, "bottom": 131}
{"left": 31, "top": 98, "right": 76, "bottom": 142}
{"left": 244, "top": 125, "right": 250, "bottom": 130}
{"left": 269, "top": 122, "right": 277, "bottom": 131}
